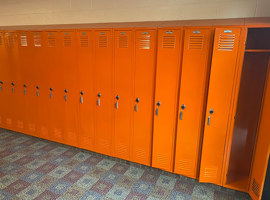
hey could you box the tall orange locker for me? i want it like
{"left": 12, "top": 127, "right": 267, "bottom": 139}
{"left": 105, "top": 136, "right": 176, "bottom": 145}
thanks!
{"left": 249, "top": 59, "right": 270, "bottom": 200}
{"left": 199, "top": 27, "right": 242, "bottom": 185}
{"left": 77, "top": 30, "right": 95, "bottom": 151}
{"left": 132, "top": 29, "right": 157, "bottom": 166}
{"left": 152, "top": 28, "right": 183, "bottom": 172}
{"left": 58, "top": 30, "right": 79, "bottom": 147}
{"left": 94, "top": 30, "right": 114, "bottom": 156}
{"left": 0, "top": 32, "right": 8, "bottom": 127}
{"left": 3, "top": 32, "right": 20, "bottom": 131}
{"left": 114, "top": 29, "right": 134, "bottom": 160}
{"left": 44, "top": 31, "right": 64, "bottom": 144}
{"left": 174, "top": 28, "right": 212, "bottom": 178}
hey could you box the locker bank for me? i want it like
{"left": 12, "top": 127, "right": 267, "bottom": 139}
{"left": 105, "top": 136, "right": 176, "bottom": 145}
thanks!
{"left": 0, "top": 1, "right": 270, "bottom": 200}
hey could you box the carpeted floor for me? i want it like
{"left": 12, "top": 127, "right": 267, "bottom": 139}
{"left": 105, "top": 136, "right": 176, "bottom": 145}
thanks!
{"left": 0, "top": 129, "right": 251, "bottom": 200}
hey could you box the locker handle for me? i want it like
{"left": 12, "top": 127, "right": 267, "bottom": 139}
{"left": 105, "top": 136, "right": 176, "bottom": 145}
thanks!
{"left": 207, "top": 116, "right": 210, "bottom": 126}
{"left": 180, "top": 111, "right": 183, "bottom": 120}
{"left": 97, "top": 98, "right": 100, "bottom": 106}
{"left": 156, "top": 108, "right": 159, "bottom": 116}
{"left": 64, "top": 94, "right": 67, "bottom": 101}
{"left": 156, "top": 101, "right": 161, "bottom": 116}
{"left": 24, "top": 88, "right": 26, "bottom": 95}
{"left": 115, "top": 101, "right": 119, "bottom": 109}
{"left": 50, "top": 92, "right": 53, "bottom": 99}
{"left": 11, "top": 87, "right": 14, "bottom": 93}
{"left": 80, "top": 96, "right": 83, "bottom": 104}
{"left": 135, "top": 104, "right": 138, "bottom": 112}
{"left": 36, "top": 90, "right": 39, "bottom": 97}
{"left": 0, "top": 85, "right": 2, "bottom": 91}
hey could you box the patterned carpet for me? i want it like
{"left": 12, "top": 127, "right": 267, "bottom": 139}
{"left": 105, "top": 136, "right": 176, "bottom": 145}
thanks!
{"left": 0, "top": 129, "right": 251, "bottom": 200}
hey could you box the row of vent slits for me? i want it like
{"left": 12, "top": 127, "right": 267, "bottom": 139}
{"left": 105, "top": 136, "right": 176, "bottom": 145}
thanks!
{"left": 0, "top": 33, "right": 236, "bottom": 51}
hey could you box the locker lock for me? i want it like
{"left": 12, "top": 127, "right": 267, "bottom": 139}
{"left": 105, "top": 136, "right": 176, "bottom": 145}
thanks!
{"left": 209, "top": 109, "right": 214, "bottom": 115}
{"left": 116, "top": 95, "right": 119, "bottom": 100}
{"left": 0, "top": 81, "right": 3, "bottom": 84}
{"left": 157, "top": 101, "right": 161, "bottom": 106}
{"left": 80, "top": 91, "right": 84, "bottom": 95}
{"left": 36, "top": 86, "right": 39, "bottom": 89}
{"left": 181, "top": 104, "right": 186, "bottom": 110}
{"left": 23, "top": 84, "right": 27, "bottom": 87}
{"left": 98, "top": 93, "right": 101, "bottom": 98}
{"left": 136, "top": 97, "right": 139, "bottom": 103}
{"left": 11, "top": 82, "right": 15, "bottom": 86}
{"left": 64, "top": 89, "right": 68, "bottom": 93}
{"left": 50, "top": 87, "right": 53, "bottom": 91}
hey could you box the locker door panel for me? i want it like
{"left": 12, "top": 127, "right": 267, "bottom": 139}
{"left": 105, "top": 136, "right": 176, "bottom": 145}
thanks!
{"left": 199, "top": 28, "right": 241, "bottom": 185}
{"left": 152, "top": 28, "right": 183, "bottom": 172}
{"left": 44, "top": 31, "right": 64, "bottom": 143}
{"left": 94, "top": 30, "right": 114, "bottom": 156}
{"left": 59, "top": 30, "right": 78, "bottom": 147}
{"left": 174, "top": 28, "right": 212, "bottom": 178}
{"left": 3, "top": 32, "right": 20, "bottom": 131}
{"left": 132, "top": 29, "right": 157, "bottom": 166}
{"left": 249, "top": 59, "right": 270, "bottom": 200}
{"left": 77, "top": 30, "right": 95, "bottom": 151}
{"left": 114, "top": 29, "right": 134, "bottom": 161}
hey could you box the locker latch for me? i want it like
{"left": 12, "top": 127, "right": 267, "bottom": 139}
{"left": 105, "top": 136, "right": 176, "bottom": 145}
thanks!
{"left": 207, "top": 109, "right": 214, "bottom": 125}
{"left": 23, "top": 84, "right": 27, "bottom": 95}
{"left": 49, "top": 87, "right": 53, "bottom": 99}
{"left": 36, "top": 86, "right": 39, "bottom": 97}
{"left": 64, "top": 89, "right": 68, "bottom": 101}
{"left": 97, "top": 93, "right": 101, "bottom": 107}
{"left": 135, "top": 97, "right": 139, "bottom": 112}
{"left": 80, "top": 91, "right": 84, "bottom": 104}
{"left": 11, "top": 82, "right": 15, "bottom": 93}
{"left": 180, "top": 104, "right": 185, "bottom": 120}
{"left": 115, "top": 95, "right": 119, "bottom": 109}
{"left": 156, "top": 101, "right": 161, "bottom": 116}
{"left": 0, "top": 81, "right": 3, "bottom": 91}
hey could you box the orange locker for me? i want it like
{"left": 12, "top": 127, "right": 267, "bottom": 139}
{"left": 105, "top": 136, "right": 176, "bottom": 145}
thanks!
{"left": 132, "top": 29, "right": 157, "bottom": 166}
{"left": 59, "top": 30, "right": 79, "bottom": 147}
{"left": 77, "top": 30, "right": 95, "bottom": 151}
{"left": 0, "top": 32, "right": 7, "bottom": 127}
{"left": 94, "top": 30, "right": 114, "bottom": 156}
{"left": 3, "top": 32, "right": 20, "bottom": 131}
{"left": 44, "top": 31, "right": 64, "bottom": 144}
{"left": 152, "top": 28, "right": 183, "bottom": 172}
{"left": 114, "top": 29, "right": 134, "bottom": 160}
{"left": 174, "top": 28, "right": 212, "bottom": 178}
{"left": 249, "top": 59, "right": 270, "bottom": 200}
{"left": 199, "top": 27, "right": 242, "bottom": 185}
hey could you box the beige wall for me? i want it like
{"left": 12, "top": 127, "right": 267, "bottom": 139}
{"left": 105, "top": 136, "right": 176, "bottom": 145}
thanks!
{"left": 0, "top": 0, "right": 269, "bottom": 26}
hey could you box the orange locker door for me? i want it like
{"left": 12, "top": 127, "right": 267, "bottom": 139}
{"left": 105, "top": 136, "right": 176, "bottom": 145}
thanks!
{"left": 114, "top": 29, "right": 134, "bottom": 161}
{"left": 77, "top": 30, "right": 95, "bottom": 151}
{"left": 174, "top": 28, "right": 212, "bottom": 178}
{"left": 249, "top": 59, "right": 270, "bottom": 200}
{"left": 199, "top": 28, "right": 242, "bottom": 185}
{"left": 44, "top": 31, "right": 64, "bottom": 144}
{"left": 3, "top": 32, "right": 20, "bottom": 131}
{"left": 94, "top": 30, "right": 114, "bottom": 156}
{"left": 0, "top": 32, "right": 8, "bottom": 127}
{"left": 59, "top": 30, "right": 79, "bottom": 147}
{"left": 152, "top": 28, "right": 183, "bottom": 172}
{"left": 132, "top": 29, "right": 157, "bottom": 166}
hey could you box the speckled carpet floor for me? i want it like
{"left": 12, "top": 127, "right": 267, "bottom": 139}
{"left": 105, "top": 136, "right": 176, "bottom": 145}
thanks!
{"left": 0, "top": 129, "right": 251, "bottom": 200}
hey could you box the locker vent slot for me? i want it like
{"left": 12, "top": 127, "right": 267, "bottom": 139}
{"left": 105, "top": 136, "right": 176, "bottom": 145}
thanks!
{"left": 252, "top": 178, "right": 261, "bottom": 198}
{"left": 64, "top": 35, "right": 72, "bottom": 47}
{"left": 178, "top": 160, "right": 193, "bottom": 173}
{"left": 203, "top": 167, "right": 217, "bottom": 179}
{"left": 34, "top": 34, "right": 41, "bottom": 47}
{"left": 20, "top": 36, "right": 28, "bottom": 47}
{"left": 0, "top": 35, "right": 3, "bottom": 46}
{"left": 139, "top": 35, "right": 150, "bottom": 49}
{"left": 98, "top": 35, "right": 108, "bottom": 48}
{"left": 218, "top": 34, "right": 235, "bottom": 51}
{"left": 188, "top": 35, "right": 204, "bottom": 50}
{"left": 135, "top": 148, "right": 147, "bottom": 160}
{"left": 162, "top": 35, "right": 176, "bottom": 48}
{"left": 118, "top": 35, "right": 128, "bottom": 48}
{"left": 48, "top": 35, "right": 56, "bottom": 47}
{"left": 156, "top": 154, "right": 169, "bottom": 168}
{"left": 116, "top": 143, "right": 128, "bottom": 156}
{"left": 80, "top": 35, "right": 89, "bottom": 47}
{"left": 6, "top": 34, "right": 15, "bottom": 47}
